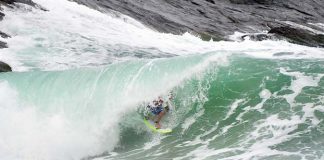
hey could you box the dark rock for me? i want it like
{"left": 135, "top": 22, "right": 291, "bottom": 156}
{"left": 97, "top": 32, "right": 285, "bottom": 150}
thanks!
{"left": 0, "top": 11, "right": 4, "bottom": 20}
{"left": 0, "top": 0, "right": 48, "bottom": 11}
{"left": 199, "top": 32, "right": 222, "bottom": 41}
{"left": 0, "top": 61, "right": 11, "bottom": 72}
{"left": 72, "top": 0, "right": 324, "bottom": 46}
{"left": 0, "top": 0, "right": 35, "bottom": 7}
{"left": 241, "top": 33, "right": 279, "bottom": 41}
{"left": 0, "top": 0, "right": 14, "bottom": 5}
{"left": 269, "top": 26, "right": 324, "bottom": 47}
{"left": 0, "top": 41, "right": 7, "bottom": 48}
{"left": 229, "top": 0, "right": 275, "bottom": 5}
{"left": 0, "top": 30, "right": 10, "bottom": 38}
{"left": 205, "top": 0, "right": 215, "bottom": 4}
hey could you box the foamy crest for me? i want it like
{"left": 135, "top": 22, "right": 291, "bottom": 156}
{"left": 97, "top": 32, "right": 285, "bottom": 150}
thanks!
{"left": 0, "top": 81, "right": 119, "bottom": 160}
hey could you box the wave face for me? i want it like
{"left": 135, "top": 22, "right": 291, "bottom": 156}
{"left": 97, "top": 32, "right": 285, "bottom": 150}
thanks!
{"left": 0, "top": 0, "right": 324, "bottom": 160}
{"left": 106, "top": 57, "right": 324, "bottom": 160}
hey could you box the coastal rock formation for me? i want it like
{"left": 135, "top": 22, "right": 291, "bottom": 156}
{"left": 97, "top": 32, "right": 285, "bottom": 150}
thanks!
{"left": 73, "top": 0, "right": 324, "bottom": 46}
{"left": 1, "top": 0, "right": 324, "bottom": 47}
{"left": 0, "top": 41, "right": 7, "bottom": 48}
{"left": 0, "top": 61, "right": 12, "bottom": 72}
{"left": 0, "top": 0, "right": 39, "bottom": 8}
{"left": 0, "top": 30, "right": 10, "bottom": 38}
{"left": 269, "top": 26, "right": 324, "bottom": 47}
{"left": 241, "top": 33, "right": 279, "bottom": 41}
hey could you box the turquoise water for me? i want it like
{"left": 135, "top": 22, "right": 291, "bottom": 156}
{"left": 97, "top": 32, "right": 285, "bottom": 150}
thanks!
{"left": 105, "top": 56, "right": 324, "bottom": 160}
{"left": 1, "top": 54, "right": 323, "bottom": 160}
{"left": 0, "top": 0, "right": 324, "bottom": 160}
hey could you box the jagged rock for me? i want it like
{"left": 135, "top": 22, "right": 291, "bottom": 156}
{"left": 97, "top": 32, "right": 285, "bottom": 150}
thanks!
{"left": 199, "top": 32, "right": 222, "bottom": 41}
{"left": 0, "top": 0, "right": 48, "bottom": 11}
{"left": 205, "top": 0, "right": 215, "bottom": 4}
{"left": 0, "top": 0, "right": 35, "bottom": 7}
{"left": 0, "top": 41, "right": 7, "bottom": 48}
{"left": 229, "top": 0, "right": 275, "bottom": 5}
{"left": 0, "top": 61, "right": 12, "bottom": 72}
{"left": 0, "top": 11, "right": 4, "bottom": 20}
{"left": 0, "top": 30, "right": 10, "bottom": 38}
{"left": 269, "top": 26, "right": 324, "bottom": 47}
{"left": 0, "top": 30, "right": 10, "bottom": 49}
{"left": 241, "top": 33, "right": 279, "bottom": 41}
{"left": 72, "top": 0, "right": 324, "bottom": 46}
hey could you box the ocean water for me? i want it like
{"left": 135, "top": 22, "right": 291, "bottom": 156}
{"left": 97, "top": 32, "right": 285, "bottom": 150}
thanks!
{"left": 0, "top": 0, "right": 324, "bottom": 160}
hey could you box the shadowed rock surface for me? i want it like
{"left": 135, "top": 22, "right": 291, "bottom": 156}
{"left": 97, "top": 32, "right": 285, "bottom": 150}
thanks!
{"left": 269, "top": 26, "right": 324, "bottom": 47}
{"left": 0, "top": 0, "right": 39, "bottom": 8}
{"left": 0, "top": 61, "right": 11, "bottom": 72}
{"left": 0, "top": 30, "right": 10, "bottom": 38}
{"left": 0, "top": 41, "right": 7, "bottom": 48}
{"left": 72, "top": 0, "right": 324, "bottom": 46}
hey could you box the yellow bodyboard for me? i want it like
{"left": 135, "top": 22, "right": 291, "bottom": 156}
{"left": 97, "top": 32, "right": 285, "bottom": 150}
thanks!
{"left": 143, "top": 118, "right": 172, "bottom": 134}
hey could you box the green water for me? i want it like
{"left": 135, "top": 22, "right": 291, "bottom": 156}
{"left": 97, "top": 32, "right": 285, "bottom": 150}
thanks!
{"left": 0, "top": 53, "right": 323, "bottom": 160}
{"left": 110, "top": 56, "right": 324, "bottom": 160}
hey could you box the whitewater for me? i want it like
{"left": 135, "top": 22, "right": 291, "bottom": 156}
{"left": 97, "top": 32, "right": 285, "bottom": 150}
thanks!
{"left": 0, "top": 0, "right": 323, "bottom": 160}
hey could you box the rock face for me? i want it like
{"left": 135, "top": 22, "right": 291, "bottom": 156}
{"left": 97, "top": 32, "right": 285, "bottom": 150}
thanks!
{"left": 269, "top": 26, "right": 324, "bottom": 47}
{"left": 0, "top": 0, "right": 38, "bottom": 8}
{"left": 0, "top": 61, "right": 12, "bottom": 72}
{"left": 0, "top": 41, "right": 7, "bottom": 48}
{"left": 0, "top": 10, "right": 4, "bottom": 20}
{"left": 241, "top": 33, "right": 279, "bottom": 41}
{"left": 0, "top": 30, "right": 10, "bottom": 38}
{"left": 73, "top": 0, "right": 324, "bottom": 46}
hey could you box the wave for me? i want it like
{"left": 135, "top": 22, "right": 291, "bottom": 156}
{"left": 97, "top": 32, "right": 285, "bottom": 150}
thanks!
{"left": 0, "top": 53, "right": 227, "bottom": 160}
{"left": 0, "top": 0, "right": 324, "bottom": 160}
{"left": 106, "top": 57, "right": 324, "bottom": 160}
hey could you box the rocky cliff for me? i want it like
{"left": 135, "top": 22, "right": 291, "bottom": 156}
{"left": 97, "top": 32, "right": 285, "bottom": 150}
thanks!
{"left": 73, "top": 0, "right": 324, "bottom": 47}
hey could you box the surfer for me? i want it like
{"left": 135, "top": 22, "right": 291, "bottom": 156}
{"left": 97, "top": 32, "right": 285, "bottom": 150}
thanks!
{"left": 147, "top": 96, "right": 170, "bottom": 129}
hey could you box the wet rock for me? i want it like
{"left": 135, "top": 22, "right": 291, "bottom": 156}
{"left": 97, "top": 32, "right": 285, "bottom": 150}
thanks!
{"left": 0, "top": 41, "right": 7, "bottom": 48}
{"left": 199, "top": 32, "right": 223, "bottom": 41}
{"left": 269, "top": 26, "right": 324, "bottom": 47}
{"left": 0, "top": 30, "right": 10, "bottom": 38}
{"left": 229, "top": 0, "right": 275, "bottom": 5}
{"left": 0, "top": 11, "right": 4, "bottom": 20}
{"left": 241, "top": 33, "right": 279, "bottom": 41}
{"left": 72, "top": 0, "right": 324, "bottom": 46}
{"left": 0, "top": 61, "right": 12, "bottom": 72}
{"left": 0, "top": 0, "right": 48, "bottom": 11}
{"left": 1, "top": 0, "right": 35, "bottom": 7}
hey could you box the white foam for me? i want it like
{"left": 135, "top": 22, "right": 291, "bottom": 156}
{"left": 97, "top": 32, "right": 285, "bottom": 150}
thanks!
{"left": 0, "top": 81, "right": 119, "bottom": 160}
{"left": 280, "top": 68, "right": 324, "bottom": 105}
{"left": 308, "top": 23, "right": 324, "bottom": 30}
{"left": 181, "top": 109, "right": 204, "bottom": 132}
{"left": 253, "top": 89, "right": 272, "bottom": 111}
{"left": 224, "top": 99, "right": 244, "bottom": 119}
{"left": 0, "top": 0, "right": 222, "bottom": 71}
{"left": 176, "top": 69, "right": 323, "bottom": 160}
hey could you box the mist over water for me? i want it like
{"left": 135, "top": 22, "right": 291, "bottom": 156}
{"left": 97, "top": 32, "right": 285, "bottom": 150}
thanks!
{"left": 0, "top": 0, "right": 324, "bottom": 160}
